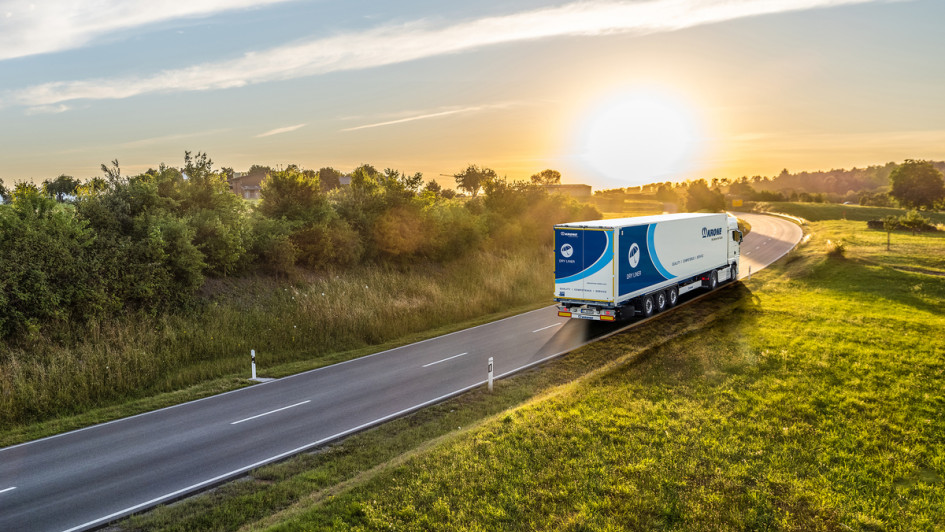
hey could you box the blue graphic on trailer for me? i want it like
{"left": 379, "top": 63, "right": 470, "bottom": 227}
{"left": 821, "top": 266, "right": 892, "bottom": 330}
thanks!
{"left": 646, "top": 224, "right": 675, "bottom": 279}
{"left": 618, "top": 223, "right": 673, "bottom": 296}
{"left": 555, "top": 229, "right": 612, "bottom": 283}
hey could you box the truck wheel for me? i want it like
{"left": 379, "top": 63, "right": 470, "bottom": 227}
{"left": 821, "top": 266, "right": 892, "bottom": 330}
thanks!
{"left": 641, "top": 295, "right": 655, "bottom": 317}
{"left": 729, "top": 264, "right": 738, "bottom": 282}
{"left": 667, "top": 287, "right": 678, "bottom": 307}
{"left": 655, "top": 291, "right": 668, "bottom": 313}
{"left": 708, "top": 270, "right": 718, "bottom": 290}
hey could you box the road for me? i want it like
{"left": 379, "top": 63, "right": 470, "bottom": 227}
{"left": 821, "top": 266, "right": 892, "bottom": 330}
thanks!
{"left": 0, "top": 213, "right": 801, "bottom": 532}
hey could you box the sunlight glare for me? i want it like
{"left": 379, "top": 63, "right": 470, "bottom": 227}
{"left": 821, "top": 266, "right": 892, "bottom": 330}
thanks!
{"left": 579, "top": 89, "right": 700, "bottom": 187}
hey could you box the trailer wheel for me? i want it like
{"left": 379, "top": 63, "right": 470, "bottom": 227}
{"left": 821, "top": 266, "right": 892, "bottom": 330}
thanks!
{"left": 667, "top": 287, "right": 678, "bottom": 307}
{"left": 707, "top": 270, "right": 718, "bottom": 290}
{"left": 640, "top": 295, "right": 655, "bottom": 317}
{"left": 655, "top": 291, "right": 668, "bottom": 313}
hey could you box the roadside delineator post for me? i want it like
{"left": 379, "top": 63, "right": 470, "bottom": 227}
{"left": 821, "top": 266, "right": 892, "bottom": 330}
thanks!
{"left": 488, "top": 357, "right": 494, "bottom": 392}
{"left": 748, "top": 266, "right": 752, "bottom": 281}
{"left": 251, "top": 349, "right": 257, "bottom": 380}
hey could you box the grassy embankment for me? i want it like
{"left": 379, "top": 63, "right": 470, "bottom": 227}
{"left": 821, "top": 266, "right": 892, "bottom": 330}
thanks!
{"left": 0, "top": 247, "right": 553, "bottom": 446}
{"left": 120, "top": 204, "right": 944, "bottom": 531}
{"left": 748, "top": 200, "right": 945, "bottom": 225}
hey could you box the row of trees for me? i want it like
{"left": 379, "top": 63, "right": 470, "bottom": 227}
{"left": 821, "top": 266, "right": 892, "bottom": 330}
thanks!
{"left": 0, "top": 154, "right": 598, "bottom": 341}
{"left": 598, "top": 159, "right": 945, "bottom": 211}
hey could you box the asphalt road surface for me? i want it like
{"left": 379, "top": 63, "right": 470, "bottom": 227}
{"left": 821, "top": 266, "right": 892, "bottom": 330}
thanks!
{"left": 0, "top": 212, "right": 801, "bottom": 531}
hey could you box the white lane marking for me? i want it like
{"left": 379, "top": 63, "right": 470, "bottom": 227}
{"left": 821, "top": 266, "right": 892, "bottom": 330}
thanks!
{"left": 532, "top": 323, "right": 563, "bottom": 333}
{"left": 746, "top": 252, "right": 752, "bottom": 255}
{"left": 60, "top": 217, "right": 803, "bottom": 532}
{"left": 2, "top": 306, "right": 559, "bottom": 454}
{"left": 0, "top": 486, "right": 15, "bottom": 494}
{"left": 230, "top": 400, "right": 310, "bottom": 425}
{"left": 61, "top": 382, "right": 490, "bottom": 532}
{"left": 59, "top": 220, "right": 802, "bottom": 532}
{"left": 422, "top": 352, "right": 469, "bottom": 368}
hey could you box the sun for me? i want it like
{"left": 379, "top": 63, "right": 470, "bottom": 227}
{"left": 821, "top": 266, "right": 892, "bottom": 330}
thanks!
{"left": 578, "top": 89, "right": 701, "bottom": 186}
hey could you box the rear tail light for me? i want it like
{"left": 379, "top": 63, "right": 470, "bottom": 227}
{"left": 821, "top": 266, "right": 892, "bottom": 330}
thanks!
{"left": 558, "top": 311, "right": 572, "bottom": 317}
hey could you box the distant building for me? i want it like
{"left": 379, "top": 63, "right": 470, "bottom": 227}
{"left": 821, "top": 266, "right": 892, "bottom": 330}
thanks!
{"left": 227, "top": 171, "right": 266, "bottom": 200}
{"left": 542, "top": 184, "right": 592, "bottom": 198}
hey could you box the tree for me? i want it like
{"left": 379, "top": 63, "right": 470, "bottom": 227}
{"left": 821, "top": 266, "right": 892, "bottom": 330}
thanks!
{"left": 899, "top": 209, "right": 931, "bottom": 235}
{"left": 0, "top": 180, "right": 7, "bottom": 203}
{"left": 101, "top": 159, "right": 121, "bottom": 182}
{"left": 882, "top": 215, "right": 898, "bottom": 250}
{"left": 43, "top": 174, "right": 80, "bottom": 202}
{"left": 530, "top": 169, "right": 561, "bottom": 185}
{"left": 424, "top": 179, "right": 442, "bottom": 195}
{"left": 654, "top": 183, "right": 678, "bottom": 203}
{"left": 683, "top": 179, "right": 725, "bottom": 212}
{"left": 453, "top": 165, "right": 496, "bottom": 197}
{"left": 317, "top": 167, "right": 343, "bottom": 191}
{"left": 889, "top": 159, "right": 945, "bottom": 209}
{"left": 258, "top": 167, "right": 329, "bottom": 222}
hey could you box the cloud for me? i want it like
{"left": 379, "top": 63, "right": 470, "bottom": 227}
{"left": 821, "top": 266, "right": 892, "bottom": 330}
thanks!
{"left": 341, "top": 104, "right": 517, "bottom": 132}
{"left": 0, "top": 0, "right": 298, "bottom": 61}
{"left": 9, "top": 0, "right": 885, "bottom": 107}
{"left": 24, "top": 103, "right": 71, "bottom": 115}
{"left": 256, "top": 123, "right": 306, "bottom": 137}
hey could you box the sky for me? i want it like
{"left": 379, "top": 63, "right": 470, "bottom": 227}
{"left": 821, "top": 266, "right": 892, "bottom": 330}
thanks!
{"left": 1, "top": 0, "right": 943, "bottom": 190}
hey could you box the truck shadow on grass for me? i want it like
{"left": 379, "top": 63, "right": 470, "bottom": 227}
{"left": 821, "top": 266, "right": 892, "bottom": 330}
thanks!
{"left": 531, "top": 281, "right": 760, "bottom": 367}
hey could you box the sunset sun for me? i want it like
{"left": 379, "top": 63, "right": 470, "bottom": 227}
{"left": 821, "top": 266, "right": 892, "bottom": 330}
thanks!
{"left": 578, "top": 89, "right": 701, "bottom": 186}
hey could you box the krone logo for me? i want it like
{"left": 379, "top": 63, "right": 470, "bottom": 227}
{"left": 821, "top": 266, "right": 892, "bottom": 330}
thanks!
{"left": 560, "top": 243, "right": 574, "bottom": 258}
{"left": 628, "top": 242, "right": 640, "bottom": 268}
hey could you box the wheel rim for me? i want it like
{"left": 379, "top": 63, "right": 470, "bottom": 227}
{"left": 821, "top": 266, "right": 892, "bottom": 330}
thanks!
{"left": 669, "top": 290, "right": 677, "bottom": 305}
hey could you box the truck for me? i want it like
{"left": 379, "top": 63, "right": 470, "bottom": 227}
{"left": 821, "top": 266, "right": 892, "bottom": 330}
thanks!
{"left": 554, "top": 212, "right": 742, "bottom": 321}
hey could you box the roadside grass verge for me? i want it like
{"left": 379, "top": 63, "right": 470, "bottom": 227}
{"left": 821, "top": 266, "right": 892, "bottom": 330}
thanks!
{"left": 0, "top": 247, "right": 552, "bottom": 446}
{"left": 118, "top": 218, "right": 945, "bottom": 531}
{"left": 263, "top": 221, "right": 943, "bottom": 531}
{"left": 748, "top": 201, "right": 945, "bottom": 224}
{"left": 117, "top": 279, "right": 753, "bottom": 531}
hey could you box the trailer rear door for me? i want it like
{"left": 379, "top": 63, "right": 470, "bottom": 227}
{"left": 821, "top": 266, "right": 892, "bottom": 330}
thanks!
{"left": 554, "top": 227, "right": 614, "bottom": 302}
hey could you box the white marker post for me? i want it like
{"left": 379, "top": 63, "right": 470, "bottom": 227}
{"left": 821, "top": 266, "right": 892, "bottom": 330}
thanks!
{"left": 251, "top": 349, "right": 257, "bottom": 380}
{"left": 748, "top": 265, "right": 752, "bottom": 281}
{"left": 487, "top": 357, "right": 494, "bottom": 392}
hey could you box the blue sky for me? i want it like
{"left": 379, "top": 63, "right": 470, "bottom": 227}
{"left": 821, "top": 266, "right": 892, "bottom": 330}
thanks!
{"left": 1, "top": 0, "right": 943, "bottom": 189}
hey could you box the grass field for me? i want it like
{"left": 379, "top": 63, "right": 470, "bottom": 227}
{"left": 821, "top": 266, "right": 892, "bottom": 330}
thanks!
{"left": 749, "top": 201, "right": 945, "bottom": 224}
{"left": 119, "top": 212, "right": 945, "bottom": 530}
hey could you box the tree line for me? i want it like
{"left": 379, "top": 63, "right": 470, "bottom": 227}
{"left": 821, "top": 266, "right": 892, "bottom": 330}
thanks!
{"left": 0, "top": 153, "right": 598, "bottom": 341}
{"left": 594, "top": 159, "right": 945, "bottom": 211}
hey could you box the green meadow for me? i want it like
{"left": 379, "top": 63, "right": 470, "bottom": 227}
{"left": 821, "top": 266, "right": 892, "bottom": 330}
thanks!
{"left": 119, "top": 208, "right": 944, "bottom": 530}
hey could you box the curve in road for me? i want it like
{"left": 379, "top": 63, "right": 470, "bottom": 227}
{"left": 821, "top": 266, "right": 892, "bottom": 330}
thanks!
{"left": 0, "top": 213, "right": 801, "bottom": 532}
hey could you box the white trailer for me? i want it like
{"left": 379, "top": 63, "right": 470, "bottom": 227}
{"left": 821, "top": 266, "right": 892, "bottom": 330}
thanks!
{"left": 554, "top": 212, "right": 742, "bottom": 321}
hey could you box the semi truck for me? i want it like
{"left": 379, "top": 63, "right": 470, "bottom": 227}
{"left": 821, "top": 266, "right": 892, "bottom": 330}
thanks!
{"left": 554, "top": 212, "right": 742, "bottom": 321}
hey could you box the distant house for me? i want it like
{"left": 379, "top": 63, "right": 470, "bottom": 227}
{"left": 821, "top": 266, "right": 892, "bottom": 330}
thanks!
{"left": 542, "top": 184, "right": 592, "bottom": 199}
{"left": 227, "top": 171, "right": 266, "bottom": 200}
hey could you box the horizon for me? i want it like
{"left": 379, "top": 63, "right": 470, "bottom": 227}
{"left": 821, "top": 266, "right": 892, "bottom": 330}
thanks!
{"left": 1, "top": 0, "right": 943, "bottom": 189}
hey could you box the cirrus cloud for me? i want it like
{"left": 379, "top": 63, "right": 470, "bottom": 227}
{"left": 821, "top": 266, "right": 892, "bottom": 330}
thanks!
{"left": 7, "top": 0, "right": 888, "bottom": 109}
